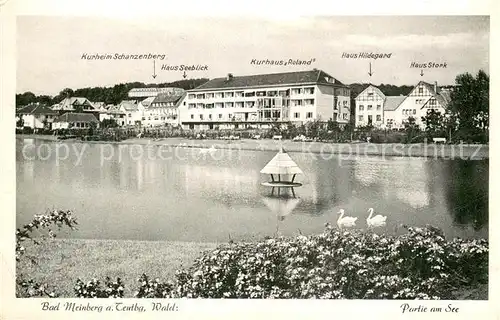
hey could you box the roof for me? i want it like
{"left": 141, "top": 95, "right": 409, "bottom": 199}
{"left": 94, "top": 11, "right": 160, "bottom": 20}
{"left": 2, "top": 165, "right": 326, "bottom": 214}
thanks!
{"left": 260, "top": 148, "right": 303, "bottom": 175}
{"left": 139, "top": 96, "right": 156, "bottom": 108}
{"left": 54, "top": 112, "right": 99, "bottom": 123}
{"left": 190, "top": 70, "right": 346, "bottom": 92}
{"left": 355, "top": 84, "right": 385, "bottom": 100}
{"left": 107, "top": 104, "right": 125, "bottom": 114}
{"left": 119, "top": 100, "right": 139, "bottom": 111}
{"left": 418, "top": 81, "right": 451, "bottom": 108}
{"left": 384, "top": 96, "right": 407, "bottom": 111}
{"left": 128, "top": 87, "right": 186, "bottom": 97}
{"left": 16, "top": 104, "right": 58, "bottom": 115}
{"left": 52, "top": 97, "right": 95, "bottom": 111}
{"left": 150, "top": 92, "right": 186, "bottom": 108}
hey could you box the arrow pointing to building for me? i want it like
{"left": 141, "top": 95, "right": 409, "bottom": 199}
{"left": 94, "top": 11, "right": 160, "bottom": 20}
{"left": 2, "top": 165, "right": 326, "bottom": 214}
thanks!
{"left": 368, "top": 61, "right": 373, "bottom": 77}
{"left": 152, "top": 60, "right": 157, "bottom": 79}
{"left": 420, "top": 69, "right": 424, "bottom": 76}
{"left": 183, "top": 71, "right": 187, "bottom": 79}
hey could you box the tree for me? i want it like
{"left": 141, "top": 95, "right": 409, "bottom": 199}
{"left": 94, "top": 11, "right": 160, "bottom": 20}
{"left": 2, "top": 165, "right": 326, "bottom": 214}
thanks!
{"left": 101, "top": 118, "right": 118, "bottom": 128}
{"left": 421, "top": 109, "right": 445, "bottom": 137}
{"left": 448, "top": 70, "right": 489, "bottom": 136}
{"left": 16, "top": 115, "right": 25, "bottom": 128}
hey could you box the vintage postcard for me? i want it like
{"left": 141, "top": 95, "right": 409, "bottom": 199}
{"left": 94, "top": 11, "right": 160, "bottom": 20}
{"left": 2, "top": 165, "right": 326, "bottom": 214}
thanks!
{"left": 1, "top": 0, "right": 498, "bottom": 319}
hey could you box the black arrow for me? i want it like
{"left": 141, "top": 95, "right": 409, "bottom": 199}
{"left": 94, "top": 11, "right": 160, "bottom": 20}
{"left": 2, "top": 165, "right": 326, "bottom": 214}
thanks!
{"left": 152, "top": 60, "right": 157, "bottom": 79}
{"left": 368, "top": 61, "right": 373, "bottom": 77}
{"left": 183, "top": 71, "right": 187, "bottom": 79}
{"left": 420, "top": 69, "right": 424, "bottom": 76}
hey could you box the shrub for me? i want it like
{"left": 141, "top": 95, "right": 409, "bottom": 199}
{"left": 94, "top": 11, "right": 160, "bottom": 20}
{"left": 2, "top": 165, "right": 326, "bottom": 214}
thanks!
{"left": 146, "top": 225, "right": 488, "bottom": 299}
{"left": 16, "top": 209, "right": 78, "bottom": 298}
{"left": 74, "top": 277, "right": 124, "bottom": 298}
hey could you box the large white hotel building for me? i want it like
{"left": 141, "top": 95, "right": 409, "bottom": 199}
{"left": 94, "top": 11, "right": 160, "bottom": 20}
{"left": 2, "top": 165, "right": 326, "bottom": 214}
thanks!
{"left": 179, "top": 69, "right": 351, "bottom": 130}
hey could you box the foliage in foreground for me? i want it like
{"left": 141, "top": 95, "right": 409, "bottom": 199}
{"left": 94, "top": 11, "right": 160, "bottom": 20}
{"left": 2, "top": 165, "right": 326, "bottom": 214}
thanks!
{"left": 133, "top": 225, "right": 486, "bottom": 299}
{"left": 16, "top": 209, "right": 78, "bottom": 297}
{"left": 17, "top": 210, "right": 488, "bottom": 299}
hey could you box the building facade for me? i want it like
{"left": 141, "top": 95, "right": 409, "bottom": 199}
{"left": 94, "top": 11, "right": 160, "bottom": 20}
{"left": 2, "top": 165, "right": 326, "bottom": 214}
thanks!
{"left": 354, "top": 81, "right": 451, "bottom": 129}
{"left": 142, "top": 92, "right": 185, "bottom": 127}
{"left": 52, "top": 112, "right": 100, "bottom": 129}
{"left": 179, "top": 70, "right": 351, "bottom": 130}
{"left": 16, "top": 103, "right": 59, "bottom": 129}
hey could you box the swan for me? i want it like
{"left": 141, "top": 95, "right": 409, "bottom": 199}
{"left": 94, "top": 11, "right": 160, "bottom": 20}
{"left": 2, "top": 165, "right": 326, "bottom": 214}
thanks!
{"left": 337, "top": 209, "right": 357, "bottom": 230}
{"left": 366, "top": 208, "right": 387, "bottom": 229}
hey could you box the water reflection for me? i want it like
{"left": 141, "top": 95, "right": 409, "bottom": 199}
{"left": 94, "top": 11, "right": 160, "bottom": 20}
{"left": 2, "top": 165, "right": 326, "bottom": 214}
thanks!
{"left": 354, "top": 157, "right": 430, "bottom": 208}
{"left": 16, "top": 138, "right": 489, "bottom": 241}
{"left": 445, "top": 160, "right": 489, "bottom": 231}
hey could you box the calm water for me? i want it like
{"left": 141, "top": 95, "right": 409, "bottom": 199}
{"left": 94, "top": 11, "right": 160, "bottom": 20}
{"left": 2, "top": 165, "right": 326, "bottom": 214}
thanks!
{"left": 16, "top": 138, "right": 489, "bottom": 241}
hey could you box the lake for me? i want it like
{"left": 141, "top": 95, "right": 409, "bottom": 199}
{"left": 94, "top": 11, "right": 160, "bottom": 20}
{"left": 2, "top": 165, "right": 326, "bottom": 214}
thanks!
{"left": 16, "top": 138, "right": 489, "bottom": 242}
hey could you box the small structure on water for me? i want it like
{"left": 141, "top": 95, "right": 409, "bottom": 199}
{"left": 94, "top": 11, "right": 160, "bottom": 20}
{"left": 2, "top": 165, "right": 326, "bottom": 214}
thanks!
{"left": 260, "top": 147, "right": 303, "bottom": 197}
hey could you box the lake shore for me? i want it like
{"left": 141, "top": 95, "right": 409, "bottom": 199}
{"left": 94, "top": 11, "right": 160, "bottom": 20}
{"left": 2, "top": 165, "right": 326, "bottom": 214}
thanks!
{"left": 17, "top": 237, "right": 487, "bottom": 299}
{"left": 17, "top": 238, "right": 219, "bottom": 297}
{"left": 17, "top": 134, "right": 489, "bottom": 160}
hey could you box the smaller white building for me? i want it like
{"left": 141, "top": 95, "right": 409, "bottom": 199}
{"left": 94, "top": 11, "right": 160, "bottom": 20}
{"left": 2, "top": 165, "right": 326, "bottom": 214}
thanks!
{"left": 143, "top": 92, "right": 185, "bottom": 127}
{"left": 354, "top": 81, "right": 451, "bottom": 129}
{"left": 16, "top": 104, "right": 59, "bottom": 129}
{"left": 52, "top": 112, "right": 100, "bottom": 130}
{"left": 118, "top": 100, "right": 143, "bottom": 126}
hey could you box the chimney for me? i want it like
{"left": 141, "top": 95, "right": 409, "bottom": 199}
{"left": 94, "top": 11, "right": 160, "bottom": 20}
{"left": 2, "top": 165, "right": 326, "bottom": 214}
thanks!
{"left": 434, "top": 81, "right": 438, "bottom": 93}
{"left": 227, "top": 73, "right": 233, "bottom": 81}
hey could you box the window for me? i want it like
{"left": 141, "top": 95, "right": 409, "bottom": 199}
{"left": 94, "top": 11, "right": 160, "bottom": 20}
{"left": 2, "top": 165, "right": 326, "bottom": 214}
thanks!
{"left": 225, "top": 92, "right": 234, "bottom": 98}
{"left": 304, "top": 87, "right": 314, "bottom": 94}
{"left": 413, "top": 109, "right": 416, "bottom": 115}
{"left": 188, "top": 94, "right": 195, "bottom": 99}
{"left": 359, "top": 115, "right": 363, "bottom": 121}
{"left": 367, "top": 105, "right": 373, "bottom": 110}
{"left": 376, "top": 115, "right": 381, "bottom": 121}
{"left": 368, "top": 92, "right": 374, "bottom": 100}
{"left": 219, "top": 114, "right": 222, "bottom": 119}
{"left": 359, "top": 105, "right": 364, "bottom": 111}
{"left": 209, "top": 114, "right": 212, "bottom": 120}
{"left": 142, "top": 117, "right": 146, "bottom": 120}
{"left": 418, "top": 87, "right": 423, "bottom": 94}
{"left": 343, "top": 113, "right": 348, "bottom": 120}
{"left": 200, "top": 115, "right": 204, "bottom": 120}
{"left": 306, "top": 112, "right": 313, "bottom": 119}
{"left": 291, "top": 88, "right": 302, "bottom": 95}
{"left": 304, "top": 99, "right": 314, "bottom": 106}
{"left": 376, "top": 105, "right": 381, "bottom": 111}
{"left": 190, "top": 114, "right": 194, "bottom": 119}
{"left": 294, "top": 112, "right": 300, "bottom": 119}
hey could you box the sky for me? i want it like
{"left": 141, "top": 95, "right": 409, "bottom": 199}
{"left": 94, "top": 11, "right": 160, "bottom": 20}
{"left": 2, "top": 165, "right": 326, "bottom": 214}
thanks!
{"left": 17, "top": 15, "right": 489, "bottom": 96}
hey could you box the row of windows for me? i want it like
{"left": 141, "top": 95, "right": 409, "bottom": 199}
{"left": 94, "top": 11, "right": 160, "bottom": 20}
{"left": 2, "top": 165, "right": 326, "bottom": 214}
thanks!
{"left": 188, "top": 88, "right": 311, "bottom": 100}
{"left": 359, "top": 104, "right": 382, "bottom": 111}
{"left": 403, "top": 109, "right": 417, "bottom": 115}
{"left": 292, "top": 112, "right": 314, "bottom": 119}
{"left": 358, "top": 115, "right": 382, "bottom": 121}
{"left": 141, "top": 116, "right": 177, "bottom": 121}
{"left": 291, "top": 99, "right": 315, "bottom": 107}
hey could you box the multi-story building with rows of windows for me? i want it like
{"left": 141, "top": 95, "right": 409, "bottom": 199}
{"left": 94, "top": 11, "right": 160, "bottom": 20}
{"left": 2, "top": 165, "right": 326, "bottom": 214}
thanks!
{"left": 178, "top": 69, "right": 351, "bottom": 130}
{"left": 354, "top": 81, "right": 451, "bottom": 129}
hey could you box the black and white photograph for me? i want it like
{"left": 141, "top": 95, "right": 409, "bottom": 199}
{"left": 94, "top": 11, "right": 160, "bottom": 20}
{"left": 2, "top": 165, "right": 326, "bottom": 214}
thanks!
{"left": 1, "top": 1, "right": 497, "bottom": 319}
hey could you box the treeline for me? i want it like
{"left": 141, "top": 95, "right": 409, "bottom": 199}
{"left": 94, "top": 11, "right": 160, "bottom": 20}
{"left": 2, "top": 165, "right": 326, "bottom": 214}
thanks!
{"left": 348, "top": 83, "right": 414, "bottom": 98}
{"left": 15, "top": 78, "right": 210, "bottom": 107}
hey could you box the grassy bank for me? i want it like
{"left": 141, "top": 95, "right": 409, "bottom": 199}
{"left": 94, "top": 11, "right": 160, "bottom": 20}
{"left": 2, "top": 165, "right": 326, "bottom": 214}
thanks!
{"left": 17, "top": 234, "right": 487, "bottom": 299}
{"left": 16, "top": 134, "right": 489, "bottom": 159}
{"left": 17, "top": 238, "right": 218, "bottom": 297}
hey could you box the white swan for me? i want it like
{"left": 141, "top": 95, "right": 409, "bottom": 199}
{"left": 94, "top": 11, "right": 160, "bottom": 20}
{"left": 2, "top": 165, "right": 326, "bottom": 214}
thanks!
{"left": 366, "top": 208, "right": 387, "bottom": 229}
{"left": 337, "top": 209, "right": 357, "bottom": 230}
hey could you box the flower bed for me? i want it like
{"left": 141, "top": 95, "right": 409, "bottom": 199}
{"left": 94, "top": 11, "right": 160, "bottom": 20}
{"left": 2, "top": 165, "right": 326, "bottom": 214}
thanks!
{"left": 16, "top": 211, "right": 488, "bottom": 299}
{"left": 135, "top": 224, "right": 487, "bottom": 299}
